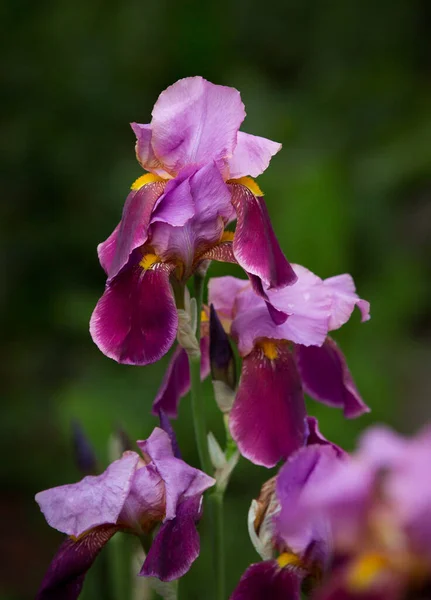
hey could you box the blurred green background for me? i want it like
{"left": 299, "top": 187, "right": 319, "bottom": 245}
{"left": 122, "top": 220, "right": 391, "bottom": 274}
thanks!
{"left": 1, "top": 0, "right": 431, "bottom": 598}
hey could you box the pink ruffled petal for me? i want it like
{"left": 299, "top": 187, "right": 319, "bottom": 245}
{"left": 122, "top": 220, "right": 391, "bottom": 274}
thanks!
{"left": 90, "top": 265, "right": 178, "bottom": 366}
{"left": 208, "top": 276, "right": 250, "bottom": 321}
{"left": 229, "top": 344, "right": 307, "bottom": 467}
{"left": 151, "top": 77, "right": 245, "bottom": 174}
{"left": 35, "top": 453, "right": 140, "bottom": 537}
{"left": 323, "top": 274, "right": 370, "bottom": 331}
{"left": 295, "top": 338, "right": 370, "bottom": 418}
{"left": 230, "top": 183, "right": 297, "bottom": 289}
{"left": 130, "top": 122, "right": 171, "bottom": 177}
{"left": 228, "top": 131, "right": 281, "bottom": 179}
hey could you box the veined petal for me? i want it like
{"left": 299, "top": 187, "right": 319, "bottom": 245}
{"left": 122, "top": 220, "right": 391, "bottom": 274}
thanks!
{"left": 228, "top": 131, "right": 282, "bottom": 179}
{"left": 229, "top": 343, "right": 307, "bottom": 468}
{"left": 140, "top": 496, "right": 202, "bottom": 581}
{"left": 131, "top": 123, "right": 171, "bottom": 177}
{"left": 323, "top": 274, "right": 370, "bottom": 331}
{"left": 35, "top": 453, "right": 140, "bottom": 537}
{"left": 230, "top": 561, "right": 302, "bottom": 600}
{"left": 104, "top": 181, "right": 166, "bottom": 280}
{"left": 295, "top": 338, "right": 370, "bottom": 418}
{"left": 118, "top": 464, "right": 166, "bottom": 532}
{"left": 230, "top": 182, "right": 297, "bottom": 289}
{"left": 36, "top": 525, "right": 119, "bottom": 600}
{"left": 151, "top": 76, "right": 245, "bottom": 174}
{"left": 90, "top": 264, "right": 178, "bottom": 366}
{"left": 152, "top": 337, "right": 210, "bottom": 418}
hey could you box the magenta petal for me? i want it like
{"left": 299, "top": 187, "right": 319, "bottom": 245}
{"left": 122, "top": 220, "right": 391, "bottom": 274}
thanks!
{"left": 140, "top": 496, "right": 201, "bottom": 581}
{"left": 36, "top": 526, "right": 118, "bottom": 600}
{"left": 295, "top": 338, "right": 370, "bottom": 418}
{"left": 228, "top": 131, "right": 282, "bottom": 179}
{"left": 107, "top": 181, "right": 165, "bottom": 280}
{"left": 90, "top": 265, "right": 178, "bottom": 366}
{"left": 35, "top": 453, "right": 139, "bottom": 537}
{"left": 306, "top": 417, "right": 345, "bottom": 457}
{"left": 151, "top": 166, "right": 195, "bottom": 227}
{"left": 230, "top": 183, "right": 297, "bottom": 289}
{"left": 230, "top": 345, "right": 307, "bottom": 467}
{"left": 230, "top": 561, "right": 302, "bottom": 600}
{"left": 130, "top": 123, "right": 170, "bottom": 177}
{"left": 97, "top": 223, "right": 120, "bottom": 276}
{"left": 151, "top": 77, "right": 245, "bottom": 174}
{"left": 152, "top": 337, "right": 210, "bottom": 418}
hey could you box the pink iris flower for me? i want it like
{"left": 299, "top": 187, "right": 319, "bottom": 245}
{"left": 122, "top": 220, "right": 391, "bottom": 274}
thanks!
{"left": 35, "top": 427, "right": 215, "bottom": 599}
{"left": 154, "top": 264, "right": 370, "bottom": 468}
{"left": 90, "top": 77, "right": 296, "bottom": 366}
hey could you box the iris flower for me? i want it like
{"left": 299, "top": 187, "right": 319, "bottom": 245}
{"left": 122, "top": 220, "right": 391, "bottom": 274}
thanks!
{"left": 35, "top": 427, "right": 214, "bottom": 599}
{"left": 90, "top": 76, "right": 296, "bottom": 366}
{"left": 154, "top": 263, "right": 370, "bottom": 467}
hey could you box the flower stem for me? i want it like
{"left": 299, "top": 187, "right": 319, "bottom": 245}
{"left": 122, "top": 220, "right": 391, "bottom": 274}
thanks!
{"left": 189, "top": 273, "right": 225, "bottom": 600}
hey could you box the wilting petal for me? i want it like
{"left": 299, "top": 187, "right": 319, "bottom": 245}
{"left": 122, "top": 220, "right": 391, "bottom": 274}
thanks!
{"left": 130, "top": 123, "right": 171, "bottom": 177}
{"left": 228, "top": 131, "right": 282, "bottom": 179}
{"left": 35, "top": 453, "right": 139, "bottom": 537}
{"left": 230, "top": 561, "right": 302, "bottom": 600}
{"left": 140, "top": 496, "right": 201, "bottom": 581}
{"left": 152, "top": 337, "right": 210, "bottom": 418}
{"left": 230, "top": 344, "right": 307, "bottom": 467}
{"left": 106, "top": 181, "right": 166, "bottom": 280}
{"left": 323, "top": 274, "right": 370, "bottom": 331}
{"left": 36, "top": 525, "right": 119, "bottom": 600}
{"left": 90, "top": 265, "right": 178, "bottom": 366}
{"left": 151, "top": 77, "right": 245, "bottom": 174}
{"left": 97, "top": 223, "right": 120, "bottom": 276}
{"left": 230, "top": 183, "right": 297, "bottom": 289}
{"left": 295, "top": 338, "right": 370, "bottom": 418}
{"left": 138, "top": 428, "right": 215, "bottom": 520}
{"left": 276, "top": 445, "right": 340, "bottom": 564}
{"left": 306, "top": 417, "right": 345, "bottom": 457}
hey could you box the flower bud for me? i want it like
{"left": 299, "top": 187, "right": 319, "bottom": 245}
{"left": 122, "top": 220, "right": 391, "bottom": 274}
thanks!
{"left": 209, "top": 304, "right": 236, "bottom": 413}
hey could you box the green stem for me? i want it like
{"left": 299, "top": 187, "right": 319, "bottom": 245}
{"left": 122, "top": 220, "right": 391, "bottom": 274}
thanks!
{"left": 208, "top": 491, "right": 225, "bottom": 600}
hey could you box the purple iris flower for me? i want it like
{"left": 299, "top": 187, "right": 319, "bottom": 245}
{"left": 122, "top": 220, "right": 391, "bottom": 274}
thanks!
{"left": 303, "top": 425, "right": 431, "bottom": 600}
{"left": 231, "top": 427, "right": 345, "bottom": 600}
{"left": 90, "top": 76, "right": 296, "bottom": 366}
{"left": 35, "top": 427, "right": 215, "bottom": 599}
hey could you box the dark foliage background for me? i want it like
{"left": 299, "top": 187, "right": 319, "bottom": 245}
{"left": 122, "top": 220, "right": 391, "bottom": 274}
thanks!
{"left": 1, "top": 0, "right": 430, "bottom": 597}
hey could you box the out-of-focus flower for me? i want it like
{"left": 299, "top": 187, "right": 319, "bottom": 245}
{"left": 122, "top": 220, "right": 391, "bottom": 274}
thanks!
{"left": 90, "top": 76, "right": 296, "bottom": 366}
{"left": 207, "top": 265, "right": 370, "bottom": 467}
{"left": 35, "top": 428, "right": 215, "bottom": 599}
{"left": 231, "top": 428, "right": 344, "bottom": 600}
{"left": 305, "top": 426, "right": 431, "bottom": 600}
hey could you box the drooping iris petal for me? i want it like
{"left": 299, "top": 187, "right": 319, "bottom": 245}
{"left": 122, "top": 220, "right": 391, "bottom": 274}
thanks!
{"left": 230, "top": 561, "right": 302, "bottom": 600}
{"left": 295, "top": 338, "right": 370, "bottom": 418}
{"left": 276, "top": 445, "right": 340, "bottom": 564}
{"left": 90, "top": 265, "right": 178, "bottom": 366}
{"left": 137, "top": 428, "right": 215, "bottom": 520}
{"left": 35, "top": 453, "right": 139, "bottom": 537}
{"left": 130, "top": 123, "right": 170, "bottom": 177}
{"left": 230, "top": 344, "right": 307, "bottom": 468}
{"left": 104, "top": 181, "right": 166, "bottom": 280}
{"left": 140, "top": 496, "right": 202, "bottom": 581}
{"left": 228, "top": 131, "right": 282, "bottom": 179}
{"left": 151, "top": 76, "right": 245, "bottom": 174}
{"left": 323, "top": 274, "right": 370, "bottom": 331}
{"left": 230, "top": 183, "right": 297, "bottom": 290}
{"left": 152, "top": 337, "right": 210, "bottom": 418}
{"left": 36, "top": 525, "right": 119, "bottom": 600}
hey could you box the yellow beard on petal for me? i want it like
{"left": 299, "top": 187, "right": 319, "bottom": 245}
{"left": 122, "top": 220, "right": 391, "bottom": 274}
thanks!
{"left": 131, "top": 173, "right": 166, "bottom": 191}
{"left": 277, "top": 552, "right": 303, "bottom": 569}
{"left": 259, "top": 340, "right": 279, "bottom": 360}
{"left": 347, "top": 553, "right": 389, "bottom": 591}
{"left": 228, "top": 176, "right": 264, "bottom": 197}
{"left": 139, "top": 253, "right": 160, "bottom": 270}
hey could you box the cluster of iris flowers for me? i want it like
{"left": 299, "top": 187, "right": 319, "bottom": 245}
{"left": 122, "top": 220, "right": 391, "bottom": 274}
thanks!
{"left": 35, "top": 77, "right": 431, "bottom": 600}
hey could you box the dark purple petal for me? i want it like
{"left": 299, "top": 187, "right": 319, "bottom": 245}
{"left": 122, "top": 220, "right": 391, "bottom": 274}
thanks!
{"left": 105, "top": 181, "right": 166, "bottom": 280}
{"left": 294, "top": 338, "right": 370, "bottom": 418}
{"left": 151, "top": 77, "right": 245, "bottom": 174}
{"left": 35, "top": 453, "right": 140, "bottom": 537}
{"left": 90, "top": 265, "right": 178, "bottom": 366}
{"left": 36, "top": 525, "right": 118, "bottom": 600}
{"left": 152, "top": 337, "right": 210, "bottom": 418}
{"left": 140, "top": 496, "right": 202, "bottom": 581}
{"left": 230, "top": 561, "right": 302, "bottom": 600}
{"left": 209, "top": 304, "right": 236, "bottom": 389}
{"left": 230, "top": 344, "right": 307, "bottom": 468}
{"left": 158, "top": 409, "right": 182, "bottom": 459}
{"left": 230, "top": 183, "right": 297, "bottom": 290}
{"left": 306, "top": 417, "right": 345, "bottom": 458}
